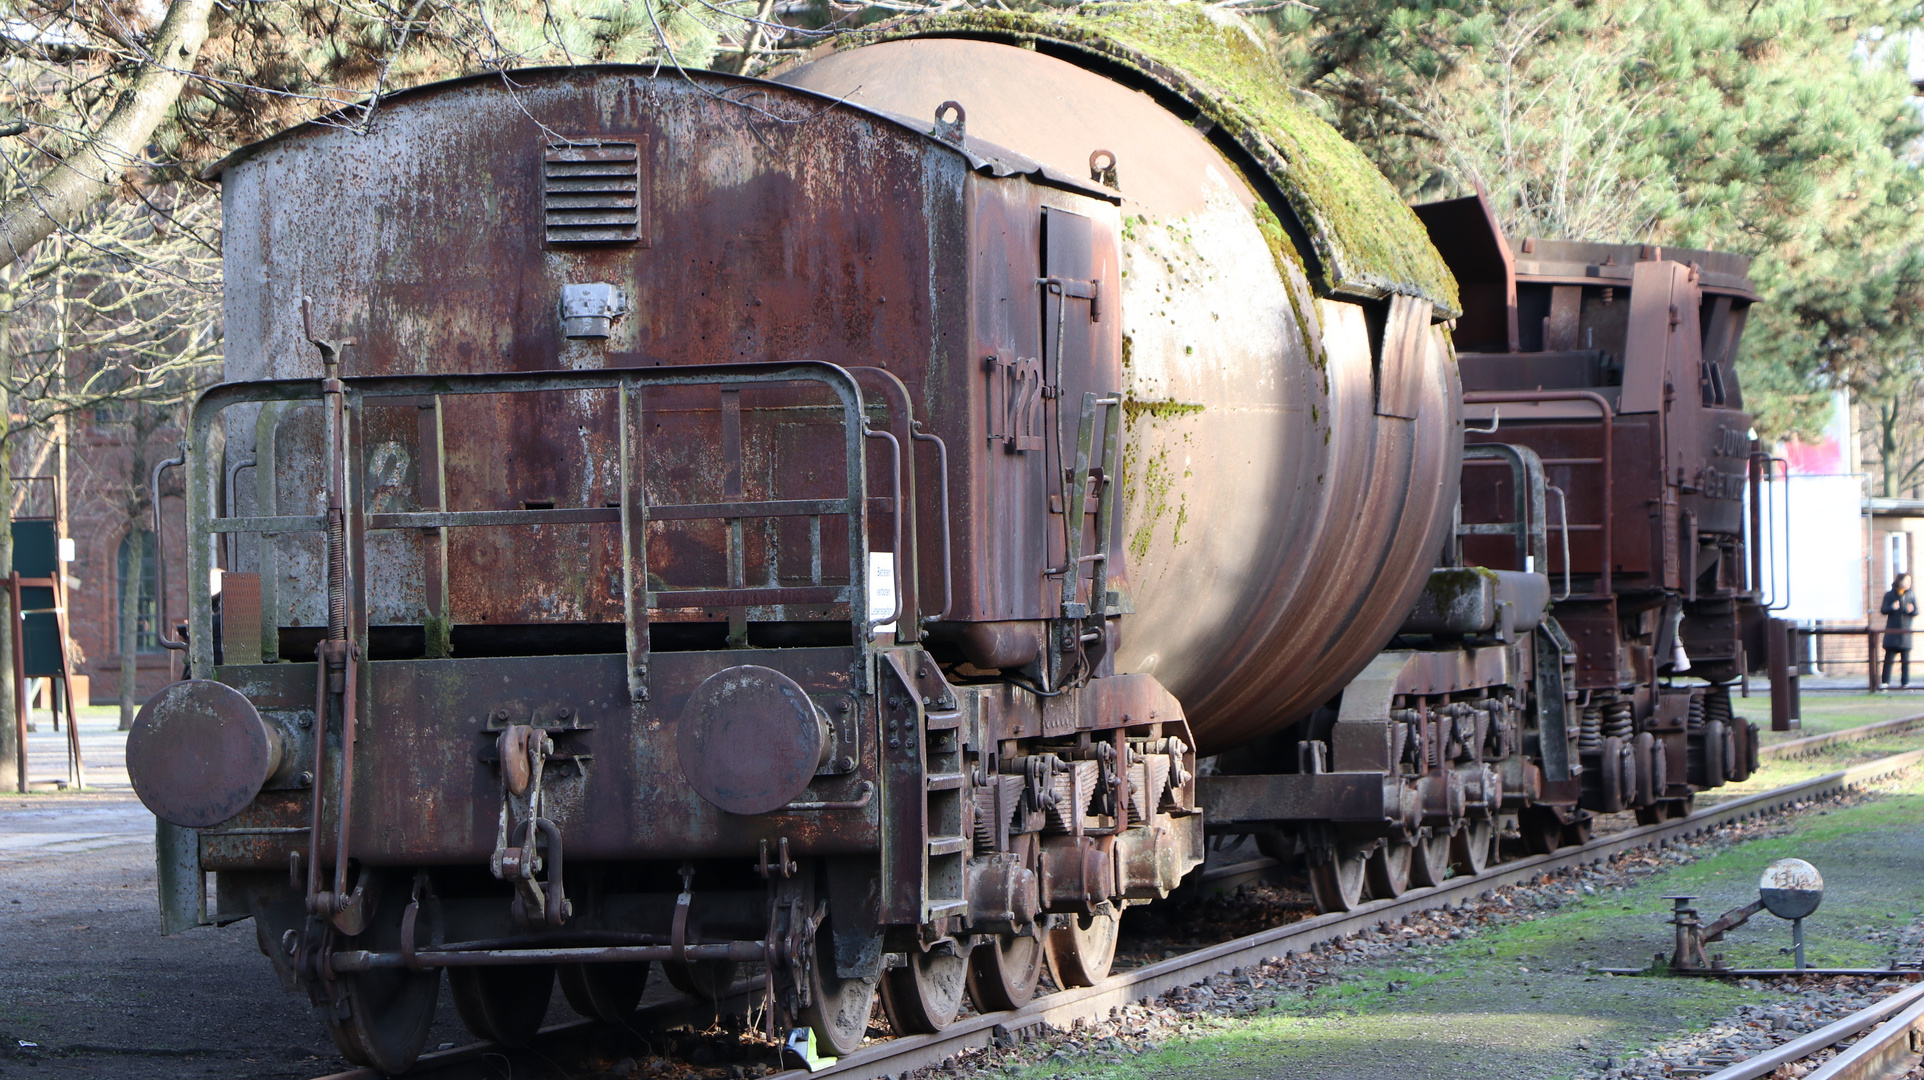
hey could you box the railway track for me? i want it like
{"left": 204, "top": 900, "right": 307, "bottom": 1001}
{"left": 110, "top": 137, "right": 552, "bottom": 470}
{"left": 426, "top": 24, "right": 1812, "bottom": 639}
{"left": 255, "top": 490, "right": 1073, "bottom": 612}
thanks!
{"left": 320, "top": 744, "right": 1924, "bottom": 1080}
{"left": 1699, "top": 980, "right": 1924, "bottom": 1080}
{"left": 1758, "top": 712, "right": 1924, "bottom": 761}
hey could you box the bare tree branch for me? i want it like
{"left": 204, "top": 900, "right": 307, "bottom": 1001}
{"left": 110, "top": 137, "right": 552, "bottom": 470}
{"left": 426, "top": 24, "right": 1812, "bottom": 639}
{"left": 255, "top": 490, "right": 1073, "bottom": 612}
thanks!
{"left": 0, "top": 0, "right": 216, "bottom": 263}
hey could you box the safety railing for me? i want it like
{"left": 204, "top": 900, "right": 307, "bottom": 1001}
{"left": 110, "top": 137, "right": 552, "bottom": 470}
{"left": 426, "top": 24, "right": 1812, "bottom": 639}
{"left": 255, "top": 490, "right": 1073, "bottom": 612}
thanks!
{"left": 1463, "top": 390, "right": 1615, "bottom": 597}
{"left": 1749, "top": 451, "right": 1791, "bottom": 612}
{"left": 183, "top": 361, "right": 901, "bottom": 701}
{"left": 1458, "top": 442, "right": 1552, "bottom": 580}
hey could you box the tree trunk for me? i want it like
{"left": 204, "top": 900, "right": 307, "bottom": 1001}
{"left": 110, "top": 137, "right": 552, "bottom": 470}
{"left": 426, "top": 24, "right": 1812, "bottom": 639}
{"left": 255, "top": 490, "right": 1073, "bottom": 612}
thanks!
{"left": 119, "top": 529, "right": 143, "bottom": 731}
{"left": 0, "top": 308, "right": 15, "bottom": 793}
{"left": 1880, "top": 398, "right": 1899, "bottom": 498}
{"left": 0, "top": 0, "right": 216, "bottom": 261}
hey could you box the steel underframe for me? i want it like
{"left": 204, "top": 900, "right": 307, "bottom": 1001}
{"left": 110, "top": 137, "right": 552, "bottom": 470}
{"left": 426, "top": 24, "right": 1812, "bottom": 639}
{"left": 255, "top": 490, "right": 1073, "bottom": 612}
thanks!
{"left": 307, "top": 747, "right": 1924, "bottom": 1080}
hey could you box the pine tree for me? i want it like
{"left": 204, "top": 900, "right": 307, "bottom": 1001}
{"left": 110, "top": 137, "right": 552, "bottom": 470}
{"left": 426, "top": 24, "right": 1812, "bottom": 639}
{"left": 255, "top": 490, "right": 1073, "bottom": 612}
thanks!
{"left": 1272, "top": 0, "right": 1924, "bottom": 438}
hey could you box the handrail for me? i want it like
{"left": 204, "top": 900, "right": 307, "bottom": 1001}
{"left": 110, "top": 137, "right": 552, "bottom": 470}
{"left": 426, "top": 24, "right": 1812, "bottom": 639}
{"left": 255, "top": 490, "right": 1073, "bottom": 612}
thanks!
{"left": 850, "top": 367, "right": 923, "bottom": 640}
{"left": 1463, "top": 390, "right": 1614, "bottom": 595}
{"left": 864, "top": 427, "right": 903, "bottom": 639}
{"left": 186, "top": 362, "right": 877, "bottom": 689}
{"left": 912, "top": 424, "right": 953, "bottom": 625}
{"left": 1765, "top": 456, "right": 1791, "bottom": 612}
{"left": 151, "top": 452, "right": 188, "bottom": 652}
{"left": 1547, "top": 484, "right": 1572, "bottom": 601}
{"left": 1460, "top": 443, "right": 1548, "bottom": 575}
{"left": 224, "top": 457, "right": 257, "bottom": 568}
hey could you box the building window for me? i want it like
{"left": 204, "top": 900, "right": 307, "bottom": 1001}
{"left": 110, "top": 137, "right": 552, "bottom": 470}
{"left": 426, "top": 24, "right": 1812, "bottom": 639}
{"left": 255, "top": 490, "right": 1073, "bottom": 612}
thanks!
{"left": 1891, "top": 532, "right": 1910, "bottom": 583}
{"left": 116, "top": 530, "right": 160, "bottom": 654}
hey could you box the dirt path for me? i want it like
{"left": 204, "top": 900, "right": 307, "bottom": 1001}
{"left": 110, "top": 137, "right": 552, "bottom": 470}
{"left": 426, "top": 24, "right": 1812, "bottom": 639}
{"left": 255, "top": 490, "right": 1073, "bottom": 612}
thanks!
{"left": 0, "top": 797, "right": 480, "bottom": 1079}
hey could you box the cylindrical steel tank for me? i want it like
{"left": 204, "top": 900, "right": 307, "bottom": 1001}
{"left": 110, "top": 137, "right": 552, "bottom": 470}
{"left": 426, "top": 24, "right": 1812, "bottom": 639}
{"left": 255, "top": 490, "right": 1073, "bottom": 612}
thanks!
{"left": 781, "top": 15, "right": 1464, "bottom": 752}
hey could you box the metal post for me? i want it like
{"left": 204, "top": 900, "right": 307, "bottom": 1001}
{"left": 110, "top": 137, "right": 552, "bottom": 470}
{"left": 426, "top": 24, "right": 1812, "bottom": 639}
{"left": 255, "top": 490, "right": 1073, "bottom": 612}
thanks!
{"left": 52, "top": 570, "right": 83, "bottom": 790}
{"left": 1769, "top": 617, "right": 1795, "bottom": 731}
{"left": 1871, "top": 628, "right": 1883, "bottom": 693}
{"left": 1792, "top": 916, "right": 1805, "bottom": 971}
{"left": 8, "top": 572, "right": 23, "bottom": 792}
{"left": 1777, "top": 619, "right": 1793, "bottom": 727}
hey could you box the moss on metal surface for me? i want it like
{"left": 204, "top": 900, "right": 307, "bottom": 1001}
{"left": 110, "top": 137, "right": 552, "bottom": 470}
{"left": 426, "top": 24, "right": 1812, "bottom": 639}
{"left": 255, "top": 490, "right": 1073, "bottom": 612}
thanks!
{"left": 855, "top": 3, "right": 1460, "bottom": 318}
{"left": 1122, "top": 397, "right": 1206, "bottom": 424}
{"left": 1423, "top": 565, "right": 1498, "bottom": 607}
{"left": 424, "top": 614, "right": 451, "bottom": 659}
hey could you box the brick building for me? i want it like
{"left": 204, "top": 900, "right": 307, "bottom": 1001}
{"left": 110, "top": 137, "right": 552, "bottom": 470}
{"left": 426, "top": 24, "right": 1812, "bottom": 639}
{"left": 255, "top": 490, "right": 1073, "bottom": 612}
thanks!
{"left": 24, "top": 410, "right": 189, "bottom": 707}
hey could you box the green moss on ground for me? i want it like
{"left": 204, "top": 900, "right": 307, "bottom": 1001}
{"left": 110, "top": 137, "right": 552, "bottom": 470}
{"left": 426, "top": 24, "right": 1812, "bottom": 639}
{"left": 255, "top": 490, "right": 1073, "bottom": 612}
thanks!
{"left": 856, "top": 3, "right": 1460, "bottom": 317}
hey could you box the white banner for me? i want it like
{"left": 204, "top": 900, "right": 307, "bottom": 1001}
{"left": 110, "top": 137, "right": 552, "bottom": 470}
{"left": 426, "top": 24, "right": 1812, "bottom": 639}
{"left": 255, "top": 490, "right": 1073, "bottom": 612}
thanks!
{"left": 1757, "top": 474, "right": 1864, "bottom": 621}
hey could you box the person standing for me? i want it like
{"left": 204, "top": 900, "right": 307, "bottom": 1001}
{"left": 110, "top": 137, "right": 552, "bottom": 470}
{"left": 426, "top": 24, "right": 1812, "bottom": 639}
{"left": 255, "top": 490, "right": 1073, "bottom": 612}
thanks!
{"left": 1882, "top": 573, "right": 1917, "bottom": 688}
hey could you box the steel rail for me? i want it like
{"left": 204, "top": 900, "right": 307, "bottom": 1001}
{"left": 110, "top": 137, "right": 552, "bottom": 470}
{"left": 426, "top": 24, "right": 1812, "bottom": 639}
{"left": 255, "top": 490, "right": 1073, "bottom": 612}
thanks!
{"left": 1698, "top": 980, "right": 1924, "bottom": 1080}
{"left": 314, "top": 746, "right": 1924, "bottom": 1080}
{"left": 1759, "top": 713, "right": 1924, "bottom": 761}
{"left": 313, "top": 979, "right": 771, "bottom": 1080}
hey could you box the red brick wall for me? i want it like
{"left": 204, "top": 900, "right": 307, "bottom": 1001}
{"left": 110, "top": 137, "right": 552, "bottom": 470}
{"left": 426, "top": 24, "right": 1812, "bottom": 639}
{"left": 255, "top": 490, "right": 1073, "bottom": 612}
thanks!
{"left": 51, "top": 416, "right": 189, "bottom": 705}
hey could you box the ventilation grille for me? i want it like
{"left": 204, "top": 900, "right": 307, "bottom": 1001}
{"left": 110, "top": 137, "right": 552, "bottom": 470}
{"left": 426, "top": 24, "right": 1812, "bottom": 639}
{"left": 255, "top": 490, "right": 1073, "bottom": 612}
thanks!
{"left": 544, "top": 141, "right": 641, "bottom": 244}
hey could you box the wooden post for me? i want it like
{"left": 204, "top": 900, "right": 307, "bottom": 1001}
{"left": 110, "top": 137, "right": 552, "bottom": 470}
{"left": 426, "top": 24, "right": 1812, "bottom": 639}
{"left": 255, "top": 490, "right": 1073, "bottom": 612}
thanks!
{"left": 1870, "top": 628, "right": 1883, "bottom": 693}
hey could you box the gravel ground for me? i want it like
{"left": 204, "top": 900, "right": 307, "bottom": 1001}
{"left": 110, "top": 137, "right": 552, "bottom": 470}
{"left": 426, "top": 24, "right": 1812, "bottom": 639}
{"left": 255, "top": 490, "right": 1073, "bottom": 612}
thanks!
{"left": 0, "top": 796, "right": 360, "bottom": 1079}
{"left": 1607, "top": 909, "right": 1924, "bottom": 1080}
{"left": 1601, "top": 975, "right": 1919, "bottom": 1078}
{"left": 0, "top": 796, "right": 486, "bottom": 1080}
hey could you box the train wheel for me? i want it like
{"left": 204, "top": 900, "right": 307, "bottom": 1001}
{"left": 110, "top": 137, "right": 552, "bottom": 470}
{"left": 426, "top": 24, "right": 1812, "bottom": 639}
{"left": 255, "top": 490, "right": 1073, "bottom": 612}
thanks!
{"left": 1599, "top": 736, "right": 1626, "bottom": 813}
{"left": 1409, "top": 828, "right": 1453, "bottom": 888}
{"left": 318, "top": 874, "right": 440, "bottom": 1074}
{"left": 1307, "top": 842, "right": 1368, "bottom": 912}
{"left": 1045, "top": 907, "right": 1120, "bottom": 988}
{"left": 967, "top": 931, "right": 1045, "bottom": 1013}
{"left": 801, "top": 912, "right": 880, "bottom": 1057}
{"left": 1450, "top": 819, "right": 1494, "bottom": 877}
{"left": 1561, "top": 816, "right": 1594, "bottom": 847}
{"left": 559, "top": 962, "right": 650, "bottom": 1024}
{"left": 1520, "top": 807, "right": 1562, "bottom": 855}
{"left": 880, "top": 945, "right": 968, "bottom": 1033}
{"left": 663, "top": 959, "right": 738, "bottom": 1001}
{"left": 323, "top": 967, "right": 441, "bottom": 1072}
{"left": 1366, "top": 838, "right": 1413, "bottom": 899}
{"left": 1635, "top": 803, "right": 1666, "bottom": 826}
{"left": 449, "top": 964, "right": 555, "bottom": 1046}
